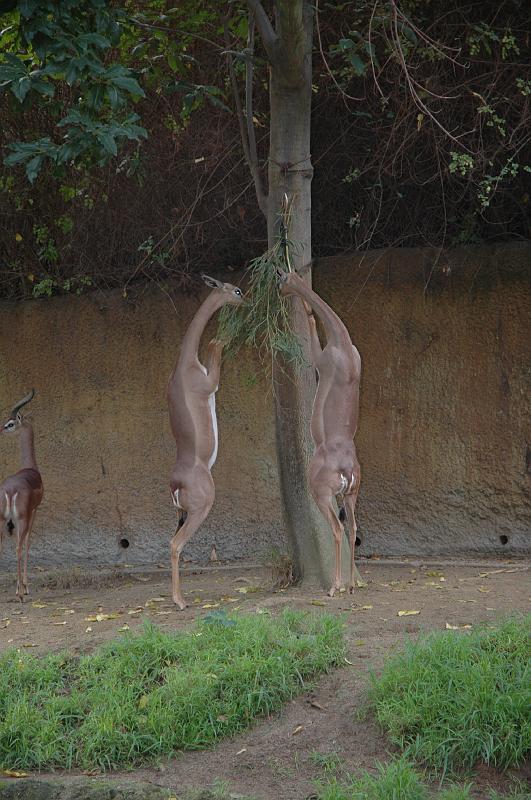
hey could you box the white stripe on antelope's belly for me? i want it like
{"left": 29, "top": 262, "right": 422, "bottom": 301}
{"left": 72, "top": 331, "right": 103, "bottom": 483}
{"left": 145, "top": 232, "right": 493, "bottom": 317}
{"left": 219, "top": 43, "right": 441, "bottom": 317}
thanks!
{"left": 208, "top": 392, "right": 218, "bottom": 470}
{"left": 3, "top": 492, "right": 10, "bottom": 519}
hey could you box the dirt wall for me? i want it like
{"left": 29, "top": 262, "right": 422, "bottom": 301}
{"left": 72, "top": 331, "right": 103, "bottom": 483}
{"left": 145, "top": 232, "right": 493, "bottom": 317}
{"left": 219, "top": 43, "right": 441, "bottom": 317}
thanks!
{"left": 0, "top": 242, "right": 529, "bottom": 570}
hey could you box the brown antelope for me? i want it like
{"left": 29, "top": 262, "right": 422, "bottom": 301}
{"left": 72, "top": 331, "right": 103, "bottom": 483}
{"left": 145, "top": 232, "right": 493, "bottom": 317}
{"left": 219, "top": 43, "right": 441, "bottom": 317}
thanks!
{"left": 278, "top": 270, "right": 362, "bottom": 596}
{"left": 0, "top": 390, "right": 43, "bottom": 601}
{"left": 167, "top": 275, "right": 244, "bottom": 608}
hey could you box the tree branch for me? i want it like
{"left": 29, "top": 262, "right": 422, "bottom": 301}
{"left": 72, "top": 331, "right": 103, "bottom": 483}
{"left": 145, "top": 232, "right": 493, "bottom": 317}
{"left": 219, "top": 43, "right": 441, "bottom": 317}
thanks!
{"left": 223, "top": 15, "right": 268, "bottom": 216}
{"left": 246, "top": 0, "right": 278, "bottom": 63}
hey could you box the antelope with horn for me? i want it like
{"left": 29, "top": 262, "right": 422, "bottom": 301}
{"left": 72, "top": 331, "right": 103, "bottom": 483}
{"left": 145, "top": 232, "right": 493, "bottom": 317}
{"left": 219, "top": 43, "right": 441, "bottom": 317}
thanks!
{"left": 167, "top": 275, "right": 244, "bottom": 608}
{"left": 277, "top": 268, "right": 362, "bottom": 596}
{"left": 0, "top": 390, "right": 43, "bottom": 600}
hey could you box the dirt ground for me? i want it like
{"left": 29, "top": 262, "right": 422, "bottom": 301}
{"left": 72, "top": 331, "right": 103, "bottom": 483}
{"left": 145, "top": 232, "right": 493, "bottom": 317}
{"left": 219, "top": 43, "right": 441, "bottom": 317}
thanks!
{"left": 0, "top": 557, "right": 529, "bottom": 800}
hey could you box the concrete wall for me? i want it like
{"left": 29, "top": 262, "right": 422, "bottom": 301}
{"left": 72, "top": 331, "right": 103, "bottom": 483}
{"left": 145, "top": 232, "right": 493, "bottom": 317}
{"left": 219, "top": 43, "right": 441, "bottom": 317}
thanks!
{"left": 0, "top": 242, "right": 529, "bottom": 570}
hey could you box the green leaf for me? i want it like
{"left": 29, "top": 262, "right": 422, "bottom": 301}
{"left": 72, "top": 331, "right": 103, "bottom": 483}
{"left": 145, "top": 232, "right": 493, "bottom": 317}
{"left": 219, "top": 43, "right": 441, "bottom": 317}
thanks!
{"left": 111, "top": 75, "right": 145, "bottom": 97}
{"left": 349, "top": 53, "right": 366, "bottom": 77}
{"left": 401, "top": 24, "right": 418, "bottom": 45}
{"left": 98, "top": 132, "right": 117, "bottom": 156}
{"left": 12, "top": 76, "right": 31, "bottom": 102}
{"left": 26, "top": 154, "right": 44, "bottom": 183}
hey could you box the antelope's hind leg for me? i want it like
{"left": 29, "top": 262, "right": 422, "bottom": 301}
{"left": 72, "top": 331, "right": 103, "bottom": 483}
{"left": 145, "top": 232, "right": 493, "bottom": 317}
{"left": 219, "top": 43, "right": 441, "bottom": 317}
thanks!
{"left": 170, "top": 476, "right": 215, "bottom": 610}
{"left": 15, "top": 517, "right": 30, "bottom": 602}
{"left": 22, "top": 509, "right": 36, "bottom": 596}
{"left": 312, "top": 490, "right": 345, "bottom": 597}
{"left": 343, "top": 484, "right": 361, "bottom": 592}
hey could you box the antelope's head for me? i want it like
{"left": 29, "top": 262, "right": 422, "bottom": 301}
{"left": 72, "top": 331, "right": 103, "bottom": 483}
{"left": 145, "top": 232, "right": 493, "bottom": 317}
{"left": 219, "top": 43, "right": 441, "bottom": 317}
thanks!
{"left": 276, "top": 267, "right": 301, "bottom": 297}
{"left": 2, "top": 390, "right": 35, "bottom": 436}
{"left": 201, "top": 275, "right": 244, "bottom": 306}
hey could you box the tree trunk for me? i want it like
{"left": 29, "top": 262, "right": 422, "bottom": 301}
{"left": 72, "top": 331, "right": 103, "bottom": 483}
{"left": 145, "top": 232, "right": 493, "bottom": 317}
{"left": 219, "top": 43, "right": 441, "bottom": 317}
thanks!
{"left": 267, "top": 1, "right": 347, "bottom": 587}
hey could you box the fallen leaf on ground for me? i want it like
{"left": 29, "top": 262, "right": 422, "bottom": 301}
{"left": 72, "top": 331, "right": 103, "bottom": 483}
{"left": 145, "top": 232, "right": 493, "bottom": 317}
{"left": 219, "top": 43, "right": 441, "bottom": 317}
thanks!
{"left": 479, "top": 568, "right": 519, "bottom": 577}
{"left": 445, "top": 622, "right": 472, "bottom": 630}
{"left": 128, "top": 607, "right": 143, "bottom": 615}
{"left": 355, "top": 579, "right": 368, "bottom": 588}
{"left": 119, "top": 624, "right": 130, "bottom": 631}
{"left": 354, "top": 639, "right": 365, "bottom": 646}
{"left": 425, "top": 570, "right": 444, "bottom": 577}
{"left": 1, "top": 769, "right": 28, "bottom": 778}
{"left": 84, "top": 613, "right": 121, "bottom": 622}
{"left": 292, "top": 725, "right": 304, "bottom": 735}
{"left": 31, "top": 602, "right": 47, "bottom": 608}
{"left": 398, "top": 610, "right": 420, "bottom": 617}
{"left": 0, "top": 620, "right": 10, "bottom": 629}
{"left": 310, "top": 701, "right": 325, "bottom": 710}
{"left": 311, "top": 600, "right": 327, "bottom": 606}
{"left": 85, "top": 627, "right": 93, "bottom": 633}
{"left": 478, "top": 587, "right": 490, "bottom": 593}
{"left": 21, "top": 643, "right": 37, "bottom": 648}
{"left": 344, "top": 657, "right": 355, "bottom": 665}
{"left": 236, "top": 748, "right": 247, "bottom": 755}
{"left": 138, "top": 695, "right": 149, "bottom": 709}
{"left": 202, "top": 603, "right": 220, "bottom": 609}
{"left": 52, "top": 621, "right": 67, "bottom": 626}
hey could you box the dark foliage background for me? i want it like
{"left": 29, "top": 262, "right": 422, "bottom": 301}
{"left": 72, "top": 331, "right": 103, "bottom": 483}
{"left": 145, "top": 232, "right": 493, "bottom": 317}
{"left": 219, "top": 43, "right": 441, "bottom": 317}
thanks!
{"left": 0, "top": 0, "right": 529, "bottom": 300}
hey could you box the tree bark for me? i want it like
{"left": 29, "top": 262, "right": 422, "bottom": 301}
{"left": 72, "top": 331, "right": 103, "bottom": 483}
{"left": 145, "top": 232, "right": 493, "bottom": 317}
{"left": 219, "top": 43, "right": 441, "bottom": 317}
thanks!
{"left": 265, "top": 0, "right": 347, "bottom": 587}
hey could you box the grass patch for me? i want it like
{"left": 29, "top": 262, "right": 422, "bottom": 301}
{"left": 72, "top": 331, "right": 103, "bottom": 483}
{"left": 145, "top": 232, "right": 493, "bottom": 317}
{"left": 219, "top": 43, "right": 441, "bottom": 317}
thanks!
{"left": 369, "top": 616, "right": 530, "bottom": 773}
{"left": 0, "top": 610, "right": 343, "bottom": 771}
{"left": 316, "top": 757, "right": 433, "bottom": 800}
{"left": 315, "top": 757, "right": 529, "bottom": 800}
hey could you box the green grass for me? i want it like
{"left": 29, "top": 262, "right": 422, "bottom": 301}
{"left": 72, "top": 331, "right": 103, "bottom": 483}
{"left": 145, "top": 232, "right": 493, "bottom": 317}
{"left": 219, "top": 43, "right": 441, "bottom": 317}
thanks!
{"left": 315, "top": 757, "right": 529, "bottom": 800}
{"left": 0, "top": 610, "right": 344, "bottom": 771}
{"left": 369, "top": 617, "right": 530, "bottom": 773}
{"left": 316, "top": 757, "right": 432, "bottom": 800}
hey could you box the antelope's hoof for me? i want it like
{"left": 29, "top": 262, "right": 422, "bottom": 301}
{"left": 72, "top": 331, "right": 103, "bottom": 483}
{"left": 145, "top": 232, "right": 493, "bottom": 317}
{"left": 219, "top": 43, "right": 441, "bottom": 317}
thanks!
{"left": 173, "top": 596, "right": 187, "bottom": 610}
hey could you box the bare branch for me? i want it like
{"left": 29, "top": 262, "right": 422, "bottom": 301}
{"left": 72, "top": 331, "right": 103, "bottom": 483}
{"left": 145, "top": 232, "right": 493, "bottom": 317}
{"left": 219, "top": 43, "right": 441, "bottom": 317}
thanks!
{"left": 246, "top": 0, "right": 278, "bottom": 62}
{"left": 223, "top": 14, "right": 268, "bottom": 216}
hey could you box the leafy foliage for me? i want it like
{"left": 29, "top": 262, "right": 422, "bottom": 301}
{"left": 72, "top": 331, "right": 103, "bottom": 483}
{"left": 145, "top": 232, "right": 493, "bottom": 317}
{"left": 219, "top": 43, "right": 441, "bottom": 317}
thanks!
{"left": 0, "top": 0, "right": 148, "bottom": 182}
{"left": 0, "top": 611, "right": 344, "bottom": 770}
{"left": 0, "top": 0, "right": 529, "bottom": 301}
{"left": 217, "top": 240, "right": 304, "bottom": 367}
{"left": 369, "top": 616, "right": 530, "bottom": 773}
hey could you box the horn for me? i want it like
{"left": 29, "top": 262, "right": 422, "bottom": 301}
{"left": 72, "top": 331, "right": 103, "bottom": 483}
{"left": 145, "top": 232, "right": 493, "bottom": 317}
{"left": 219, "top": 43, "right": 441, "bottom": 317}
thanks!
{"left": 10, "top": 389, "right": 35, "bottom": 418}
{"left": 201, "top": 274, "right": 224, "bottom": 289}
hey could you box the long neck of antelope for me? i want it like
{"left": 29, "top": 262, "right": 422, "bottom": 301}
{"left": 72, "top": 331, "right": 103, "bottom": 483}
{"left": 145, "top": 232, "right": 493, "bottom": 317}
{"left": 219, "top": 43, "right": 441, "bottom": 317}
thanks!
{"left": 179, "top": 291, "right": 225, "bottom": 362}
{"left": 19, "top": 424, "right": 38, "bottom": 471}
{"left": 289, "top": 279, "right": 349, "bottom": 346}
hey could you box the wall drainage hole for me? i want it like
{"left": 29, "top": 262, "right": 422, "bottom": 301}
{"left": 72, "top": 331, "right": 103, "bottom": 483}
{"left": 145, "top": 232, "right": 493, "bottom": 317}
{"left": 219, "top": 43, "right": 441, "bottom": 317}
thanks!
{"left": 119, "top": 538, "right": 130, "bottom": 549}
{"left": 499, "top": 535, "right": 509, "bottom": 545}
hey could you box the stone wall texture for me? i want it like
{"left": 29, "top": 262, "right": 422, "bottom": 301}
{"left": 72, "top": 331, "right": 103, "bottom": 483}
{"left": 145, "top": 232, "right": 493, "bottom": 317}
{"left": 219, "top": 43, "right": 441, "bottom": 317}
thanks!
{"left": 0, "top": 242, "right": 529, "bottom": 570}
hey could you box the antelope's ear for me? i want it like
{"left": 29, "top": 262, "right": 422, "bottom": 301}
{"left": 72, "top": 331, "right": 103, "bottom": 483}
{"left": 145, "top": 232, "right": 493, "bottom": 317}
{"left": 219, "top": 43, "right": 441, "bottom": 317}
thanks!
{"left": 201, "top": 274, "right": 224, "bottom": 289}
{"left": 297, "top": 260, "right": 312, "bottom": 276}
